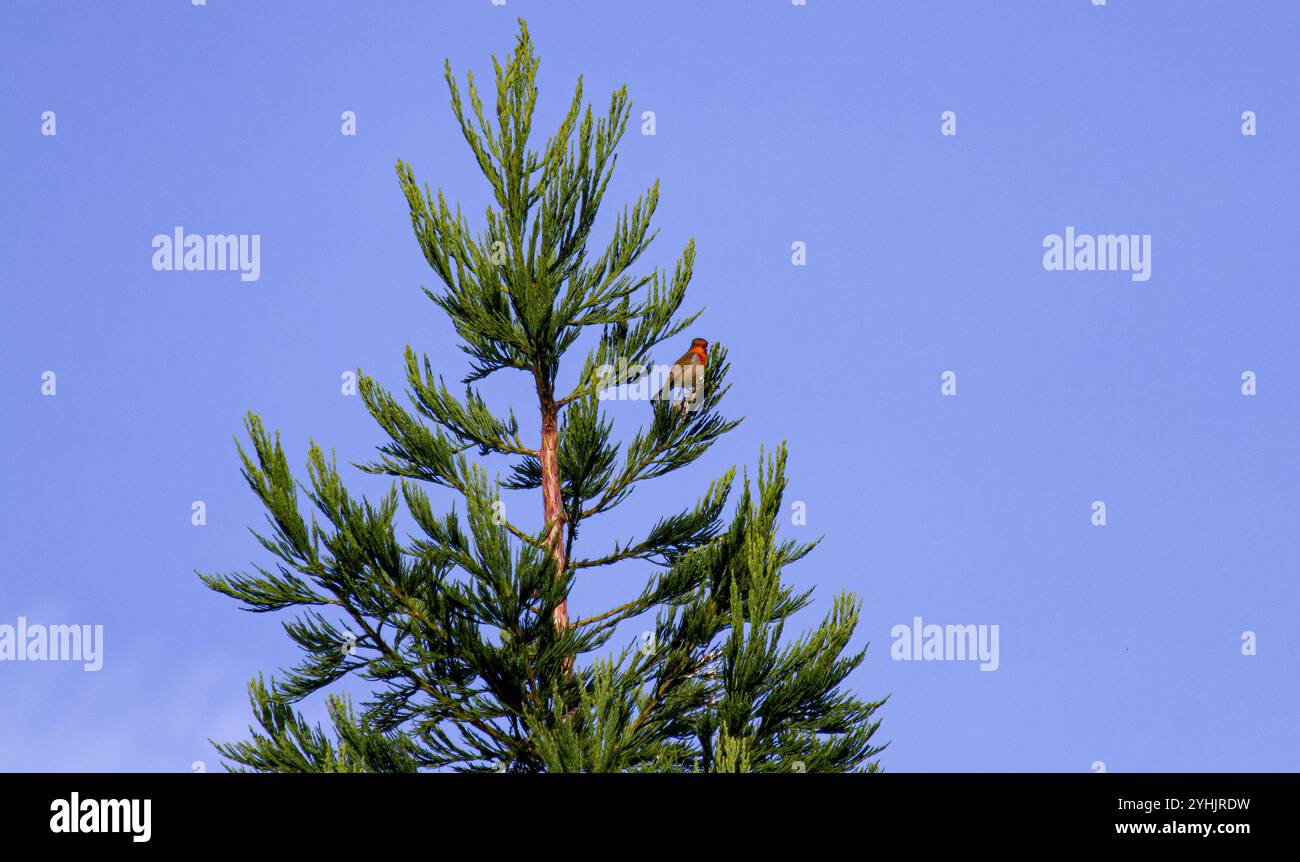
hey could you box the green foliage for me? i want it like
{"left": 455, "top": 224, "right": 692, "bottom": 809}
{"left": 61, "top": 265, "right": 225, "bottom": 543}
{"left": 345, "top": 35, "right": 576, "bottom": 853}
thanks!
{"left": 200, "top": 19, "right": 885, "bottom": 773}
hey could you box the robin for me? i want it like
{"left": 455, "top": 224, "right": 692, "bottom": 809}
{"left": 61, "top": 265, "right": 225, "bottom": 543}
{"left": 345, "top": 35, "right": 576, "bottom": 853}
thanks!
{"left": 655, "top": 337, "right": 708, "bottom": 407}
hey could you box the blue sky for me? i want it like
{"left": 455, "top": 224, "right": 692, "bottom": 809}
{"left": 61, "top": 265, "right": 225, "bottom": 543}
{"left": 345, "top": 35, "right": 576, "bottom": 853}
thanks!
{"left": 2, "top": 0, "right": 1297, "bottom": 772}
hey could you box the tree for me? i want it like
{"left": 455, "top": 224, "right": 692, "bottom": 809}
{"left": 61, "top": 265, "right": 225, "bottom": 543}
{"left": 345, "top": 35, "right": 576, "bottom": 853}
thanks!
{"left": 200, "top": 19, "right": 886, "bottom": 773}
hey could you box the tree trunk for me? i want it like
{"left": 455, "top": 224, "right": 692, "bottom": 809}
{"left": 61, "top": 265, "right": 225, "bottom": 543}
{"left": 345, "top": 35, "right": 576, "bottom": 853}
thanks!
{"left": 538, "top": 392, "right": 569, "bottom": 633}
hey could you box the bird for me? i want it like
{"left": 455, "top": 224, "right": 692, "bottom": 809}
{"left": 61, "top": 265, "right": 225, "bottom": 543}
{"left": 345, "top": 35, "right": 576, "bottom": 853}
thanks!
{"left": 655, "top": 337, "right": 708, "bottom": 408}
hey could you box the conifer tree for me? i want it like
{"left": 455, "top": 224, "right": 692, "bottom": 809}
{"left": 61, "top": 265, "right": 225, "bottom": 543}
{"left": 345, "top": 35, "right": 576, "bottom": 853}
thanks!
{"left": 200, "top": 20, "right": 886, "bottom": 773}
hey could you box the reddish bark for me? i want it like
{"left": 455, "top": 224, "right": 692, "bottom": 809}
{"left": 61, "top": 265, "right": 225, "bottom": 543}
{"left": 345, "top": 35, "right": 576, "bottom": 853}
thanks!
{"left": 538, "top": 399, "right": 569, "bottom": 632}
